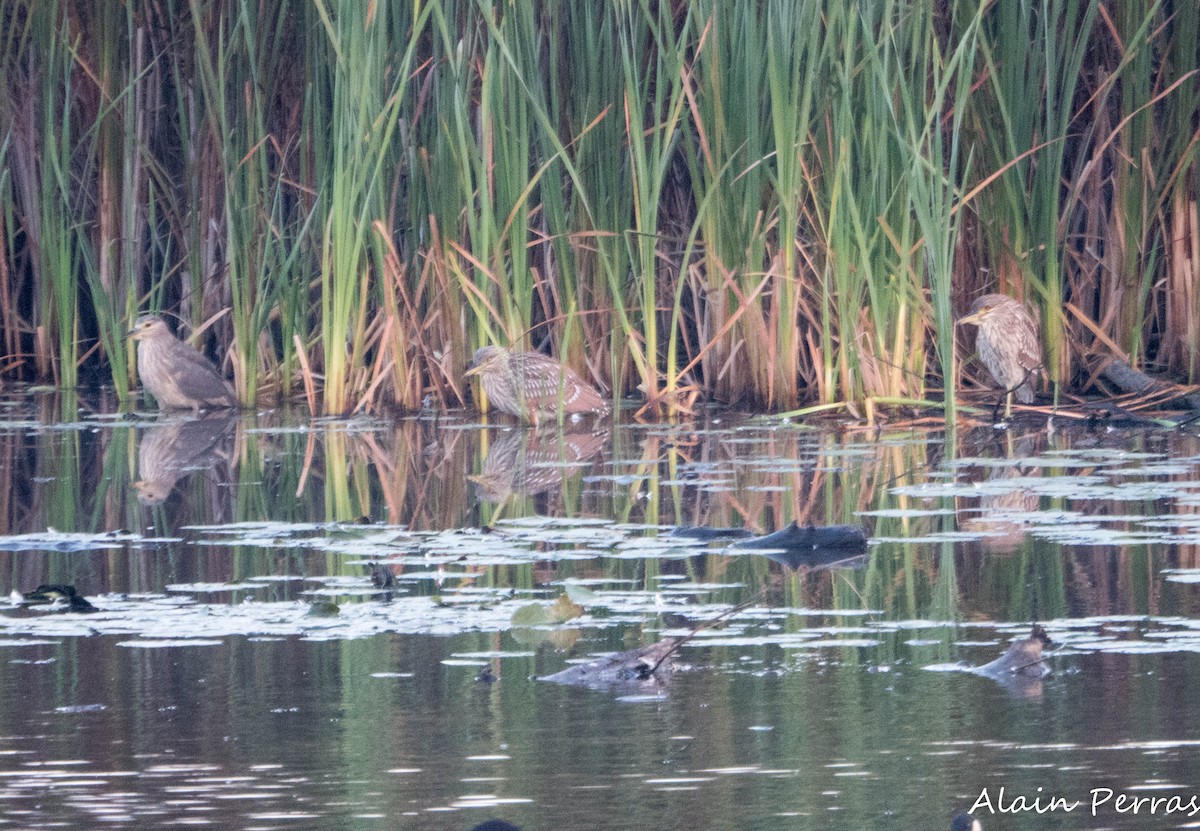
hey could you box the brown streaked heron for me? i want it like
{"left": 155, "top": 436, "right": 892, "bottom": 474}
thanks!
{"left": 957, "top": 294, "right": 1042, "bottom": 415}
{"left": 128, "top": 315, "right": 238, "bottom": 412}
{"left": 465, "top": 345, "right": 609, "bottom": 425}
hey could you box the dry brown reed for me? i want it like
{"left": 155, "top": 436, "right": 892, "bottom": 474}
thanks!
{"left": 0, "top": 0, "right": 1196, "bottom": 419}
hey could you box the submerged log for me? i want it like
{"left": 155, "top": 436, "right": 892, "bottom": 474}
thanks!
{"left": 973, "top": 624, "right": 1051, "bottom": 678}
{"left": 673, "top": 522, "right": 870, "bottom": 570}
{"left": 672, "top": 521, "right": 869, "bottom": 552}
{"left": 967, "top": 624, "right": 1052, "bottom": 699}
{"left": 541, "top": 595, "right": 761, "bottom": 695}
{"left": 751, "top": 545, "right": 869, "bottom": 571}
{"left": 540, "top": 637, "right": 681, "bottom": 694}
{"left": 732, "top": 521, "right": 869, "bottom": 553}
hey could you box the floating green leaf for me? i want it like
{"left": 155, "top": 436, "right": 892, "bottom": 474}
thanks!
{"left": 511, "top": 593, "right": 584, "bottom": 626}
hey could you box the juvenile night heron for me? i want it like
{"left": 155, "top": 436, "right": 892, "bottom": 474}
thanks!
{"left": 128, "top": 315, "right": 238, "bottom": 412}
{"left": 957, "top": 294, "right": 1042, "bottom": 413}
{"left": 465, "top": 345, "right": 609, "bottom": 425}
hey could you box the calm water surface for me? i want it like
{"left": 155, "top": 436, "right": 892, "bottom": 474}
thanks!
{"left": 1, "top": 394, "right": 1199, "bottom": 830}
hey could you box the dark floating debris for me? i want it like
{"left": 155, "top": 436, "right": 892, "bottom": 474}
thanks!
{"left": 671, "top": 521, "right": 869, "bottom": 555}
{"left": 728, "top": 521, "right": 869, "bottom": 569}
{"left": 670, "top": 522, "right": 870, "bottom": 570}
{"left": 475, "top": 667, "right": 498, "bottom": 684}
{"left": 471, "top": 821, "right": 523, "bottom": 831}
{"left": 16, "top": 584, "right": 98, "bottom": 613}
{"left": 950, "top": 812, "right": 982, "bottom": 831}
{"left": 733, "top": 521, "right": 869, "bottom": 552}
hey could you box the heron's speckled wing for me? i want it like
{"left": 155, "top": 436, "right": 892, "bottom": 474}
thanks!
{"left": 508, "top": 351, "right": 608, "bottom": 416}
{"left": 974, "top": 297, "right": 1042, "bottom": 403}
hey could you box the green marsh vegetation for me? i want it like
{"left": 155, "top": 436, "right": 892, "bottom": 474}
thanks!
{"left": 0, "top": 0, "right": 1196, "bottom": 421}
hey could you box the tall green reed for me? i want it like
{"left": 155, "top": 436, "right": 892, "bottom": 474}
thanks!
{"left": 762, "top": 0, "right": 826, "bottom": 408}
{"left": 1159, "top": 0, "right": 1200, "bottom": 381}
{"left": 0, "top": 10, "right": 23, "bottom": 365}
{"left": 806, "top": 2, "right": 933, "bottom": 414}
{"left": 680, "top": 3, "right": 775, "bottom": 405}
{"left": 313, "top": 0, "right": 426, "bottom": 415}
{"left": 882, "top": 1, "right": 985, "bottom": 426}
{"left": 1100, "top": 2, "right": 1200, "bottom": 380}
{"left": 541, "top": 4, "right": 634, "bottom": 397}
{"left": 974, "top": 0, "right": 1100, "bottom": 387}
{"left": 21, "top": 3, "right": 82, "bottom": 390}
{"left": 85, "top": 1, "right": 137, "bottom": 399}
{"left": 617, "top": 0, "right": 690, "bottom": 408}
{"left": 1, "top": 0, "right": 1198, "bottom": 422}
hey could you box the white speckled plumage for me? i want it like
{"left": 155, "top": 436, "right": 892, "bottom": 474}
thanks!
{"left": 466, "top": 345, "right": 609, "bottom": 424}
{"left": 958, "top": 294, "right": 1042, "bottom": 404}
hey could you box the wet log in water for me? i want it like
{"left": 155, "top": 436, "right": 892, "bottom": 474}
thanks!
{"left": 672, "top": 521, "right": 868, "bottom": 551}
{"left": 672, "top": 521, "right": 870, "bottom": 570}
{"left": 967, "top": 624, "right": 1053, "bottom": 699}
{"left": 732, "top": 521, "right": 868, "bottom": 552}
{"left": 541, "top": 595, "right": 764, "bottom": 695}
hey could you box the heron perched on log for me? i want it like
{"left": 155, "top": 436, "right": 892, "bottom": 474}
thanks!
{"left": 465, "top": 345, "right": 609, "bottom": 425}
{"left": 128, "top": 315, "right": 238, "bottom": 412}
{"left": 957, "top": 294, "right": 1043, "bottom": 416}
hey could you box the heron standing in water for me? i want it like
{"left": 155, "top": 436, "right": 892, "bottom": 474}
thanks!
{"left": 465, "top": 345, "right": 609, "bottom": 426}
{"left": 128, "top": 315, "right": 238, "bottom": 412}
{"left": 957, "top": 294, "right": 1043, "bottom": 417}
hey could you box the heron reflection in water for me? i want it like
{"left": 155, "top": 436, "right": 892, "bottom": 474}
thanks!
{"left": 959, "top": 432, "right": 1043, "bottom": 553}
{"left": 132, "top": 414, "right": 237, "bottom": 506}
{"left": 470, "top": 427, "right": 609, "bottom": 503}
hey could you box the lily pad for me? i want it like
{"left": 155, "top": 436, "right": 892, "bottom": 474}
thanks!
{"left": 511, "top": 593, "right": 584, "bottom": 626}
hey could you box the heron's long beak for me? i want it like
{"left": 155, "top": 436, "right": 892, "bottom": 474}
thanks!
{"left": 956, "top": 311, "right": 984, "bottom": 327}
{"left": 464, "top": 362, "right": 481, "bottom": 378}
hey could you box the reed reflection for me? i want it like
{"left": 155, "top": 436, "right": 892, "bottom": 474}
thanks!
{"left": 0, "top": 406, "right": 1193, "bottom": 626}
